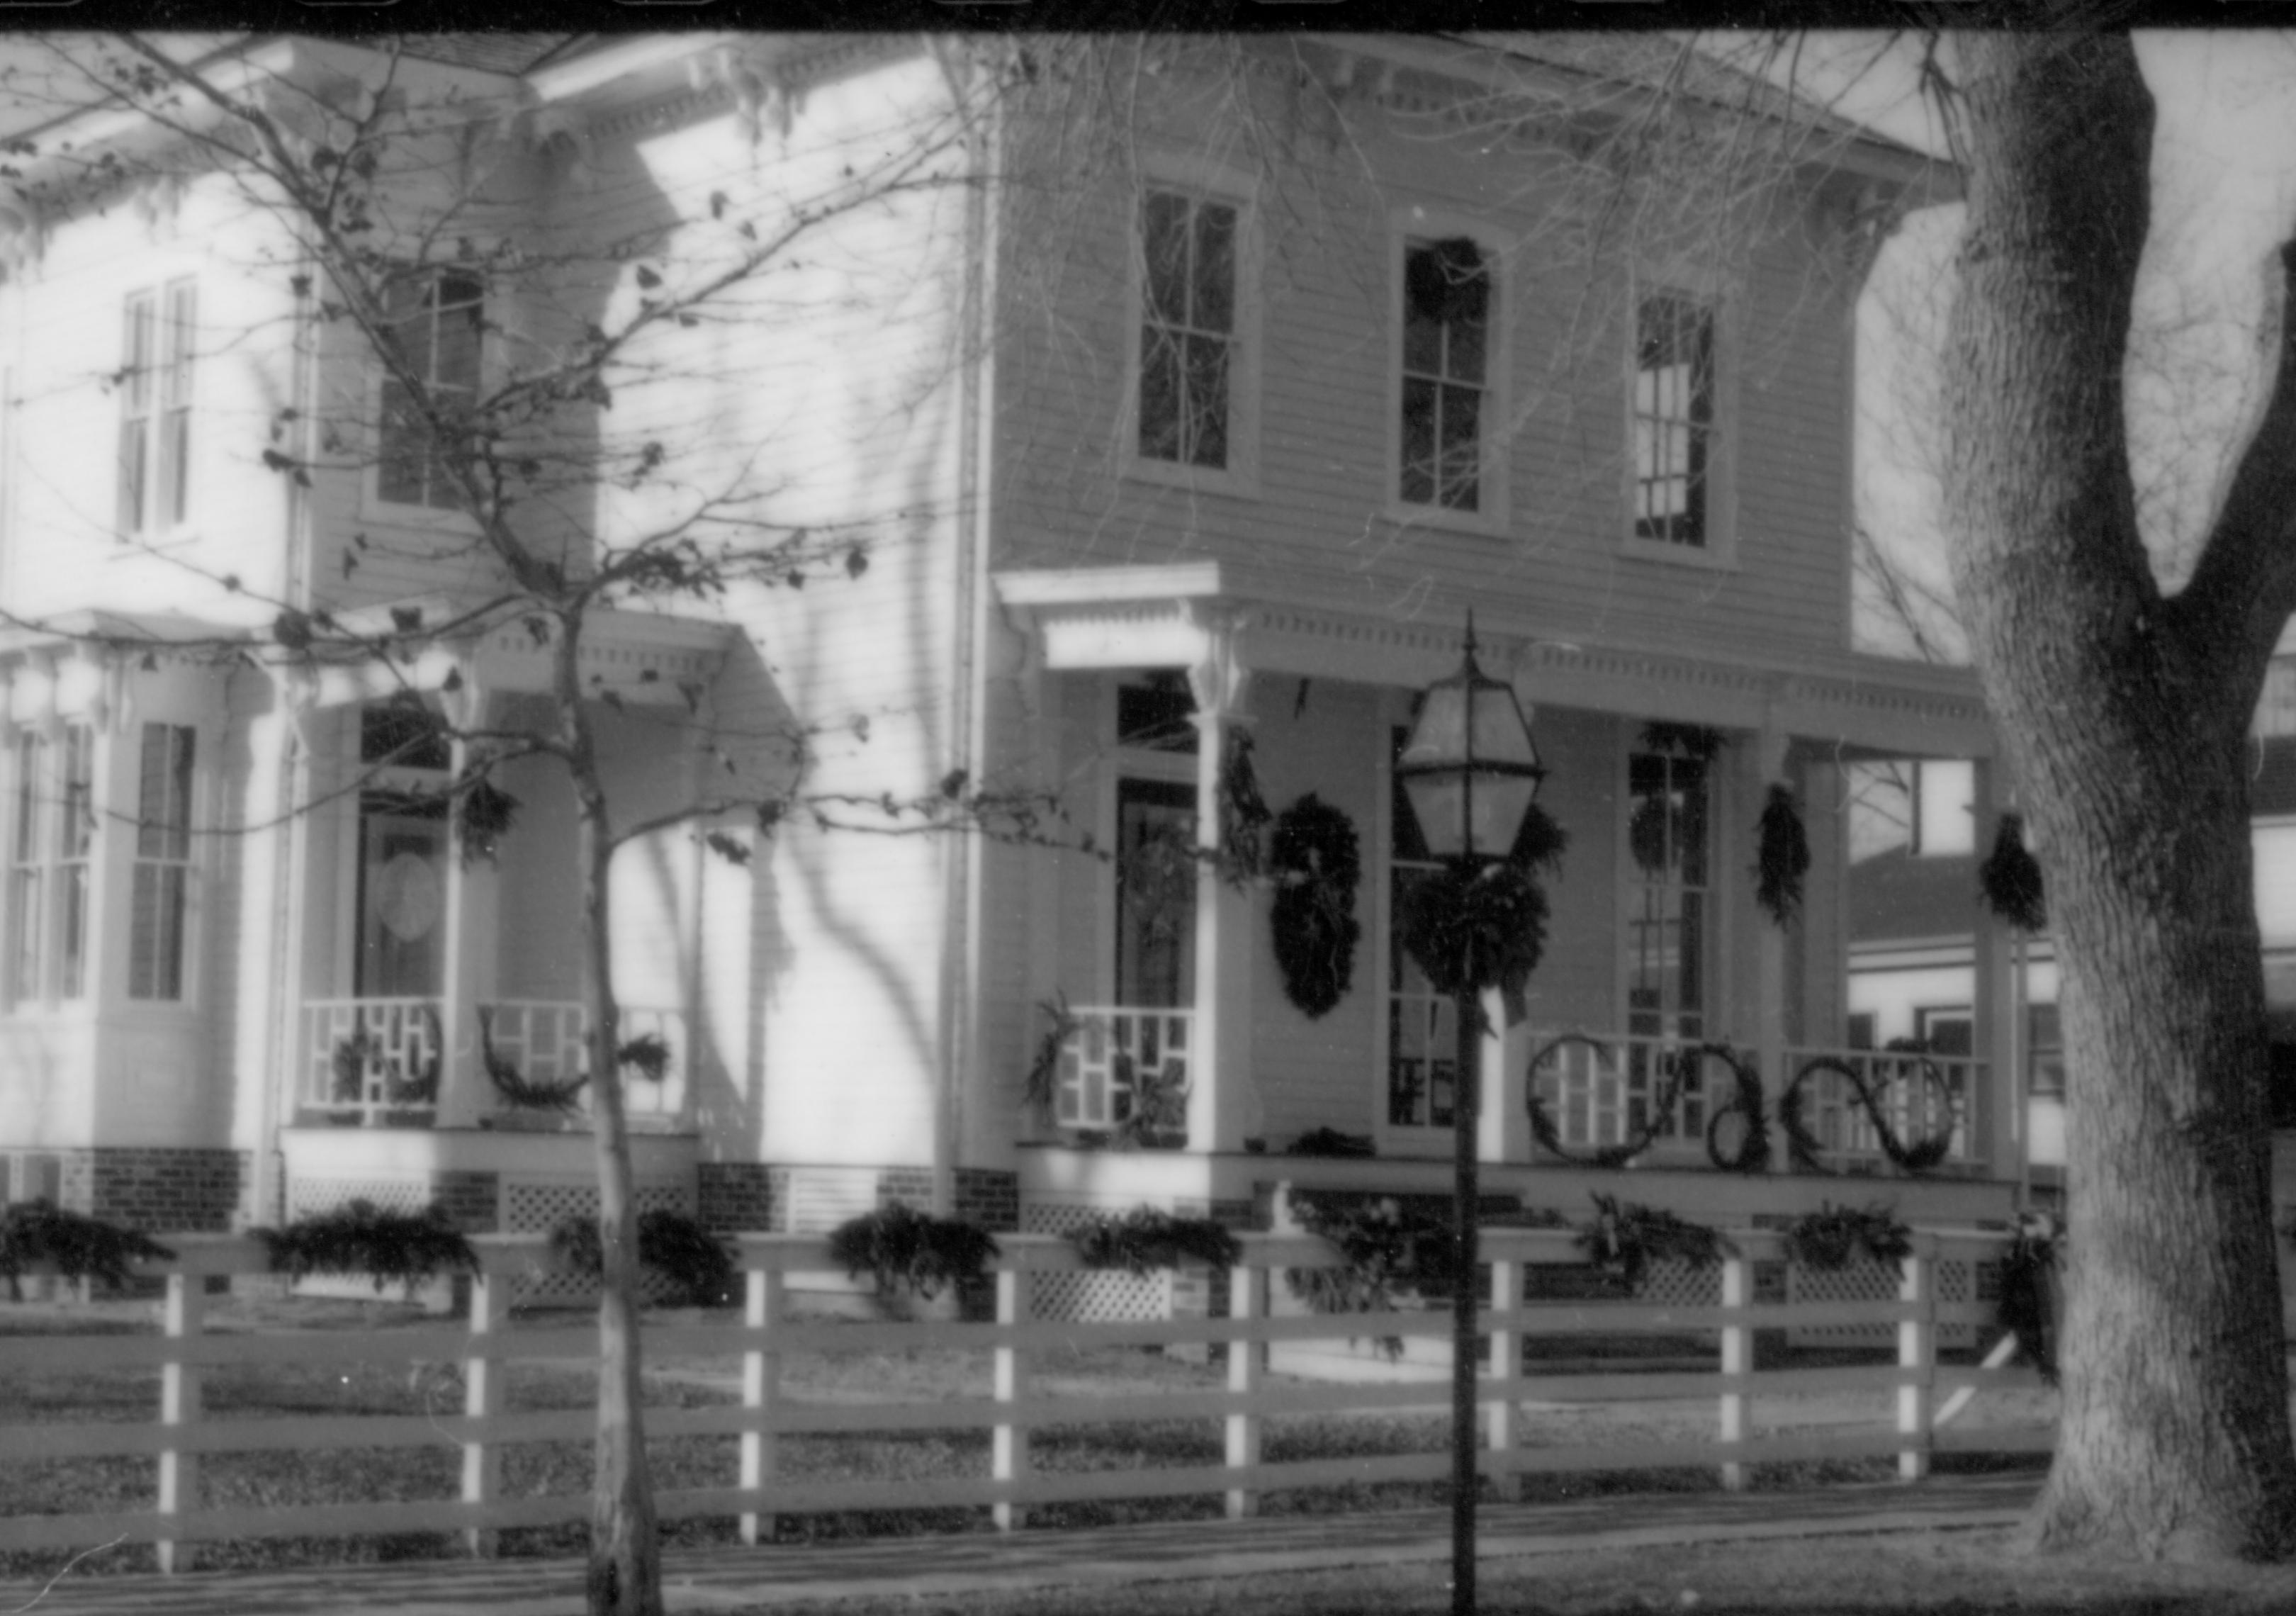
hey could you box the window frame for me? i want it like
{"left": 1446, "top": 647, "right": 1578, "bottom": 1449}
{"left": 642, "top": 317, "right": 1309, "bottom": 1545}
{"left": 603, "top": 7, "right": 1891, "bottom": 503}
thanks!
{"left": 118, "top": 279, "right": 198, "bottom": 541}
{"left": 368, "top": 265, "right": 488, "bottom": 519}
{"left": 1616, "top": 742, "right": 1718, "bottom": 1150}
{"left": 4, "top": 721, "right": 96, "bottom": 1011}
{"left": 5, "top": 729, "right": 46, "bottom": 1011}
{"left": 1621, "top": 269, "right": 1736, "bottom": 569}
{"left": 1385, "top": 211, "right": 1510, "bottom": 537}
{"left": 1121, "top": 158, "right": 1261, "bottom": 499}
{"left": 128, "top": 721, "right": 197, "bottom": 1004}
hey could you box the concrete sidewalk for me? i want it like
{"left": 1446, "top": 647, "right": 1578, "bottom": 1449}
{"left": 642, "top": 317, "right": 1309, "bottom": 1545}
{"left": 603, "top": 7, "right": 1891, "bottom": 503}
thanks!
{"left": 14, "top": 1475, "right": 2041, "bottom": 1616}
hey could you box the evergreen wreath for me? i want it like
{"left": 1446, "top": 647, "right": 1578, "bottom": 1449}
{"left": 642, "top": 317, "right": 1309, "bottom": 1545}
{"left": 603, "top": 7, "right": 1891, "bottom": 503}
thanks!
{"left": 1524, "top": 1037, "right": 1769, "bottom": 1172}
{"left": 1071, "top": 1207, "right": 1243, "bottom": 1276}
{"left": 826, "top": 1202, "right": 999, "bottom": 1301}
{"left": 1215, "top": 727, "right": 1272, "bottom": 886}
{"left": 0, "top": 1201, "right": 176, "bottom": 1299}
{"left": 1755, "top": 784, "right": 1811, "bottom": 928}
{"left": 1575, "top": 1194, "right": 1737, "bottom": 1288}
{"left": 1979, "top": 812, "right": 2047, "bottom": 932}
{"left": 1267, "top": 794, "right": 1362, "bottom": 1019}
{"left": 1998, "top": 1213, "right": 2059, "bottom": 1386}
{"left": 257, "top": 1199, "right": 480, "bottom": 1292}
{"left": 550, "top": 1208, "right": 738, "bottom": 1307}
{"left": 1779, "top": 1050, "right": 1959, "bottom": 1174}
{"left": 1781, "top": 1202, "right": 1914, "bottom": 1276}
{"left": 1284, "top": 1195, "right": 1459, "bottom": 1359}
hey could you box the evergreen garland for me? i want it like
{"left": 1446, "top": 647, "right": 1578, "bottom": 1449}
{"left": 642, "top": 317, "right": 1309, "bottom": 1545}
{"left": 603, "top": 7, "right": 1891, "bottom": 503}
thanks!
{"left": 1285, "top": 1195, "right": 1459, "bottom": 1359}
{"left": 1071, "top": 1207, "right": 1242, "bottom": 1276}
{"left": 1779, "top": 1051, "right": 1958, "bottom": 1174}
{"left": 1267, "top": 795, "right": 1362, "bottom": 1019}
{"left": 1575, "top": 1194, "right": 1737, "bottom": 1288}
{"left": 549, "top": 1208, "right": 738, "bottom": 1307}
{"left": 1999, "top": 1214, "right": 2059, "bottom": 1386}
{"left": 0, "top": 1201, "right": 176, "bottom": 1299}
{"left": 479, "top": 1006, "right": 589, "bottom": 1112}
{"left": 1781, "top": 1202, "right": 1914, "bottom": 1275}
{"left": 1019, "top": 994, "right": 1079, "bottom": 1127}
{"left": 1215, "top": 728, "right": 1271, "bottom": 886}
{"left": 1979, "top": 812, "right": 2047, "bottom": 932}
{"left": 257, "top": 1200, "right": 480, "bottom": 1292}
{"left": 826, "top": 1203, "right": 999, "bottom": 1301}
{"left": 1525, "top": 1037, "right": 1770, "bottom": 1172}
{"left": 1755, "top": 784, "right": 1811, "bottom": 928}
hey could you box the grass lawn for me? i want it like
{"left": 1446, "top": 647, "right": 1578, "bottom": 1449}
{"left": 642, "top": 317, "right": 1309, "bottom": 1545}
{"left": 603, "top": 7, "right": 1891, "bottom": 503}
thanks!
{"left": 0, "top": 1292, "right": 2056, "bottom": 1586}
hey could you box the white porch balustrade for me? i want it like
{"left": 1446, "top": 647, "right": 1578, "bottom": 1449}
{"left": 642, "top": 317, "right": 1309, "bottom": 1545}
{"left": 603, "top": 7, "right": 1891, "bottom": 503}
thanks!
{"left": 302, "top": 999, "right": 689, "bottom": 1128}
{"left": 1782, "top": 1045, "right": 1980, "bottom": 1171}
{"left": 1054, "top": 1006, "right": 1194, "bottom": 1140}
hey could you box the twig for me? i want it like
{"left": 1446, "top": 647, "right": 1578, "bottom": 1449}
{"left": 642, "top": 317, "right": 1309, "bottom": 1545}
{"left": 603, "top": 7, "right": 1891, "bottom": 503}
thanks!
{"left": 6, "top": 1536, "right": 127, "bottom": 1612}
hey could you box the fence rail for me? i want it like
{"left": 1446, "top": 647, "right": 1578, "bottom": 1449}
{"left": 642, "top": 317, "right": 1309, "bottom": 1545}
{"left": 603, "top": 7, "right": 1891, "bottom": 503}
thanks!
{"left": 0, "top": 1226, "right": 2051, "bottom": 1572}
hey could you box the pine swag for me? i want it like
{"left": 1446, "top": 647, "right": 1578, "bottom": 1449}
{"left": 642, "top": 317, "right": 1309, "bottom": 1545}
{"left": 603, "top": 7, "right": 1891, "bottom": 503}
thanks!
{"left": 1575, "top": 1194, "right": 1736, "bottom": 1288}
{"left": 1979, "top": 812, "right": 2047, "bottom": 932}
{"left": 1999, "top": 1215, "right": 2059, "bottom": 1386}
{"left": 1755, "top": 784, "right": 1811, "bottom": 928}
{"left": 1268, "top": 795, "right": 1362, "bottom": 1019}
{"left": 1216, "top": 728, "right": 1272, "bottom": 886}
{"left": 1781, "top": 1203, "right": 1914, "bottom": 1276}
{"left": 550, "top": 1208, "right": 738, "bottom": 1307}
{"left": 1020, "top": 994, "right": 1080, "bottom": 1126}
{"left": 826, "top": 1203, "right": 999, "bottom": 1301}
{"left": 1285, "top": 1195, "right": 1460, "bottom": 1358}
{"left": 0, "top": 1201, "right": 175, "bottom": 1299}
{"left": 456, "top": 775, "right": 521, "bottom": 867}
{"left": 257, "top": 1200, "right": 480, "bottom": 1292}
{"left": 1071, "top": 1207, "right": 1242, "bottom": 1276}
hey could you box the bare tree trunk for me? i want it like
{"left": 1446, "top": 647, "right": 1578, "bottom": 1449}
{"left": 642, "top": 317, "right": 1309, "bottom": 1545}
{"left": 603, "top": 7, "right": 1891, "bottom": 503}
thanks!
{"left": 1941, "top": 32, "right": 2296, "bottom": 1561}
{"left": 556, "top": 627, "right": 663, "bottom": 1616}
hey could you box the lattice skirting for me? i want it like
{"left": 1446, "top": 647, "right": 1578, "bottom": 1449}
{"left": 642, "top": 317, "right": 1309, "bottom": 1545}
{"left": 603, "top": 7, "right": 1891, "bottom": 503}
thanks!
{"left": 1020, "top": 1201, "right": 1173, "bottom": 1324}
{"left": 505, "top": 1179, "right": 696, "bottom": 1308}
{"left": 288, "top": 1176, "right": 433, "bottom": 1221}
{"left": 1631, "top": 1255, "right": 1979, "bottom": 1350}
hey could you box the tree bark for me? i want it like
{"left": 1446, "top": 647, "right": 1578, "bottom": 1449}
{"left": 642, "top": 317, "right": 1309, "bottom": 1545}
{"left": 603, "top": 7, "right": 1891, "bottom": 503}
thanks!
{"left": 557, "top": 626, "right": 664, "bottom": 1616}
{"left": 1941, "top": 32, "right": 2296, "bottom": 1562}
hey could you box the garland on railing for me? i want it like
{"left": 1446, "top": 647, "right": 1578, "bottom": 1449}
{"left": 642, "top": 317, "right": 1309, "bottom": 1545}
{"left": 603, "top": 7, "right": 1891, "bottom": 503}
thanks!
{"left": 0, "top": 1200, "right": 175, "bottom": 1300}
{"left": 1110, "top": 1055, "right": 1191, "bottom": 1151}
{"left": 2000, "top": 1212, "right": 2060, "bottom": 1386}
{"left": 256, "top": 1200, "right": 480, "bottom": 1293}
{"left": 479, "top": 1006, "right": 588, "bottom": 1112}
{"left": 330, "top": 1004, "right": 444, "bottom": 1108}
{"left": 1019, "top": 993, "right": 1079, "bottom": 1128}
{"left": 1780, "top": 1202, "right": 1913, "bottom": 1276}
{"left": 1779, "top": 1047, "right": 1959, "bottom": 1174}
{"left": 1285, "top": 1126, "right": 1376, "bottom": 1158}
{"left": 1526, "top": 1036, "right": 1768, "bottom": 1173}
{"left": 826, "top": 1203, "right": 1000, "bottom": 1302}
{"left": 1979, "top": 812, "right": 2047, "bottom": 933}
{"left": 549, "top": 1208, "right": 737, "bottom": 1307}
{"left": 1267, "top": 795, "right": 1362, "bottom": 1019}
{"left": 1575, "top": 1194, "right": 1737, "bottom": 1289}
{"left": 1071, "top": 1207, "right": 1242, "bottom": 1276}
{"left": 1755, "top": 784, "right": 1811, "bottom": 928}
{"left": 1283, "top": 1195, "right": 1460, "bottom": 1359}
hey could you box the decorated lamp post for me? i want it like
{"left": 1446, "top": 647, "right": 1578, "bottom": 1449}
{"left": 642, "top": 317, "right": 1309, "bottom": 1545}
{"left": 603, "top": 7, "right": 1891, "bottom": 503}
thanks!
{"left": 1395, "top": 615, "right": 1544, "bottom": 1616}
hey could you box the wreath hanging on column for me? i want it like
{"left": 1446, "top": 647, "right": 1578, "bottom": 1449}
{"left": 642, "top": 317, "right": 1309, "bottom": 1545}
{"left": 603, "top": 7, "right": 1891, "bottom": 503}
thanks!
{"left": 1268, "top": 795, "right": 1361, "bottom": 1019}
{"left": 1755, "top": 783, "right": 1811, "bottom": 928}
{"left": 1979, "top": 812, "right": 2047, "bottom": 932}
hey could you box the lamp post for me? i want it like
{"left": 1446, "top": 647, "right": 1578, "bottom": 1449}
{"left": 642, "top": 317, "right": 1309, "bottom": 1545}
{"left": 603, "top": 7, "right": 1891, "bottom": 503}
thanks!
{"left": 1395, "top": 614, "right": 1544, "bottom": 1616}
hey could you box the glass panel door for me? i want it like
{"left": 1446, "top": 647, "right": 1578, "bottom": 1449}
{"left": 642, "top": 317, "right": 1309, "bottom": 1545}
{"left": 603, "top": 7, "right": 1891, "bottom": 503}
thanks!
{"left": 356, "top": 804, "right": 447, "bottom": 997}
{"left": 1115, "top": 778, "right": 1195, "bottom": 1009}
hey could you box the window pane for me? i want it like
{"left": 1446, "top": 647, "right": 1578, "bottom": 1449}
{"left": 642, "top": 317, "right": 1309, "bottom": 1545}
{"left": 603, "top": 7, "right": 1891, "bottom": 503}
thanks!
{"left": 1439, "top": 384, "right": 1480, "bottom": 510}
{"left": 57, "top": 864, "right": 86, "bottom": 1000}
{"left": 1143, "top": 192, "right": 1191, "bottom": 325}
{"left": 378, "top": 379, "right": 427, "bottom": 505}
{"left": 1183, "top": 333, "right": 1229, "bottom": 468}
{"left": 1192, "top": 203, "right": 1235, "bottom": 335}
{"left": 1138, "top": 325, "right": 1182, "bottom": 462}
{"left": 7, "top": 869, "right": 37, "bottom": 1001}
{"left": 118, "top": 416, "right": 149, "bottom": 535}
{"left": 1400, "top": 376, "right": 1436, "bottom": 505}
{"left": 130, "top": 863, "right": 186, "bottom": 1001}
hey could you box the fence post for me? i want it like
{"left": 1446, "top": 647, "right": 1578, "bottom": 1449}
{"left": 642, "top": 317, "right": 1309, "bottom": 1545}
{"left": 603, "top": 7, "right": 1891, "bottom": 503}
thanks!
{"left": 1486, "top": 1255, "right": 1520, "bottom": 1503}
{"left": 1225, "top": 1258, "right": 1266, "bottom": 1520}
{"left": 739, "top": 1264, "right": 784, "bottom": 1547}
{"left": 993, "top": 1266, "right": 1031, "bottom": 1532}
{"left": 461, "top": 1265, "right": 508, "bottom": 1558}
{"left": 156, "top": 1268, "right": 206, "bottom": 1575}
{"left": 1718, "top": 1250, "right": 1751, "bottom": 1494}
{"left": 1898, "top": 1242, "right": 1936, "bottom": 1481}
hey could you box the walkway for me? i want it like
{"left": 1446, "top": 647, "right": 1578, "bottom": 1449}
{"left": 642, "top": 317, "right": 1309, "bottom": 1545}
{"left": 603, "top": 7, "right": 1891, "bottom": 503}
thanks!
{"left": 15, "top": 1475, "right": 2041, "bottom": 1616}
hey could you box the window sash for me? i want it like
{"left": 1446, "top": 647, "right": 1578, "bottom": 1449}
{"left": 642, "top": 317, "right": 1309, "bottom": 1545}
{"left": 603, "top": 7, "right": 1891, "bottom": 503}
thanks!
{"left": 1137, "top": 191, "right": 1237, "bottom": 471}
{"left": 55, "top": 726, "right": 91, "bottom": 1001}
{"left": 118, "top": 293, "right": 155, "bottom": 533}
{"left": 378, "top": 270, "right": 484, "bottom": 510}
{"left": 118, "top": 283, "right": 196, "bottom": 534}
{"left": 1633, "top": 294, "right": 1715, "bottom": 546}
{"left": 130, "top": 723, "right": 195, "bottom": 1002}
{"left": 1400, "top": 240, "right": 1490, "bottom": 510}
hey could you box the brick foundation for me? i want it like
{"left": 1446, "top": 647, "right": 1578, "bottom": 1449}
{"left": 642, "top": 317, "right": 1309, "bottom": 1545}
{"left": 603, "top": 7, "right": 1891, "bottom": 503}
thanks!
{"left": 698, "top": 1162, "right": 784, "bottom": 1232}
{"left": 26, "top": 1148, "right": 250, "bottom": 1233}
{"left": 432, "top": 1172, "right": 500, "bottom": 1234}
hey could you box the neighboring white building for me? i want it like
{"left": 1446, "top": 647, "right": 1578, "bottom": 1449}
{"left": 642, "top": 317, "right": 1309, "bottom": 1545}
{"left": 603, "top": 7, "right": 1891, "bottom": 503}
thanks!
{"left": 0, "top": 32, "right": 2028, "bottom": 1264}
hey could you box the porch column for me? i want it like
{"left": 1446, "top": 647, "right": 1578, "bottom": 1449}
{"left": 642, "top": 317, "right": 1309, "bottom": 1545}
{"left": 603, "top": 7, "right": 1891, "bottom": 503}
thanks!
{"left": 1186, "top": 617, "right": 1263, "bottom": 1154}
{"left": 1971, "top": 757, "right": 2020, "bottom": 1182}
{"left": 434, "top": 688, "right": 500, "bottom": 1130}
{"left": 1745, "top": 717, "right": 1791, "bottom": 1158}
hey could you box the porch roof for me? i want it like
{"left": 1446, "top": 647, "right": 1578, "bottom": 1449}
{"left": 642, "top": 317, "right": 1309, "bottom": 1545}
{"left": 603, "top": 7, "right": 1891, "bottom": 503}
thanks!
{"left": 992, "top": 562, "right": 1996, "bottom": 758}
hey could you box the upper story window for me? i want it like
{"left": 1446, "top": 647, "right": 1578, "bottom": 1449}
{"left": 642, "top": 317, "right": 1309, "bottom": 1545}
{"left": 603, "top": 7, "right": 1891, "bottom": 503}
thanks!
{"left": 118, "top": 280, "right": 196, "bottom": 537}
{"left": 6, "top": 724, "right": 92, "bottom": 1009}
{"left": 1632, "top": 291, "right": 1716, "bottom": 549}
{"left": 1137, "top": 189, "right": 1239, "bottom": 473}
{"left": 377, "top": 269, "right": 483, "bottom": 512}
{"left": 1400, "top": 237, "right": 1490, "bottom": 513}
{"left": 129, "top": 722, "right": 196, "bottom": 1002}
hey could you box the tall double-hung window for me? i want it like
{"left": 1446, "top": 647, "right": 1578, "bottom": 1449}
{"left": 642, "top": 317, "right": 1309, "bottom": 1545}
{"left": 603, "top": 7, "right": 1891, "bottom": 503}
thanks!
{"left": 5, "top": 724, "right": 92, "bottom": 1006}
{"left": 378, "top": 269, "right": 484, "bottom": 511}
{"left": 118, "top": 281, "right": 197, "bottom": 537}
{"left": 1400, "top": 237, "right": 1491, "bottom": 513}
{"left": 1137, "top": 189, "right": 1239, "bottom": 471}
{"left": 130, "top": 723, "right": 196, "bottom": 1001}
{"left": 1623, "top": 745, "right": 1713, "bottom": 1140}
{"left": 1632, "top": 292, "right": 1716, "bottom": 548}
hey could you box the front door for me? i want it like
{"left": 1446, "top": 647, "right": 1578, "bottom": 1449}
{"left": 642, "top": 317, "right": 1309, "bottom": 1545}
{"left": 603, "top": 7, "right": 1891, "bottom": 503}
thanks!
{"left": 356, "top": 804, "right": 447, "bottom": 998}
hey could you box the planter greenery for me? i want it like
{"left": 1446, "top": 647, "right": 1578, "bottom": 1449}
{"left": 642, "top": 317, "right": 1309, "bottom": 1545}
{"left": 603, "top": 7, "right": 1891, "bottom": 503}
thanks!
{"left": 1781, "top": 1202, "right": 1914, "bottom": 1276}
{"left": 1779, "top": 1049, "right": 1959, "bottom": 1174}
{"left": 0, "top": 1200, "right": 176, "bottom": 1299}
{"left": 1071, "top": 1207, "right": 1242, "bottom": 1276}
{"left": 2000, "top": 1213, "right": 2060, "bottom": 1386}
{"left": 549, "top": 1208, "right": 737, "bottom": 1307}
{"left": 1284, "top": 1195, "right": 1459, "bottom": 1359}
{"left": 826, "top": 1203, "right": 999, "bottom": 1302}
{"left": 1110, "top": 1055, "right": 1191, "bottom": 1151}
{"left": 257, "top": 1200, "right": 480, "bottom": 1292}
{"left": 1267, "top": 795, "right": 1362, "bottom": 1019}
{"left": 1575, "top": 1194, "right": 1736, "bottom": 1288}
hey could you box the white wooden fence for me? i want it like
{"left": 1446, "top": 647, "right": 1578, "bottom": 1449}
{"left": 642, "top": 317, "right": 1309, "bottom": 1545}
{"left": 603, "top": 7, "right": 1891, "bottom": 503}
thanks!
{"left": 0, "top": 1226, "right": 2052, "bottom": 1574}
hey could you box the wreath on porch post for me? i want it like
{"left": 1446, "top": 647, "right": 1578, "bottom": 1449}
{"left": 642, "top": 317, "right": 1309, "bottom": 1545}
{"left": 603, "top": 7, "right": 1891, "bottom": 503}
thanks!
{"left": 1267, "top": 795, "right": 1361, "bottom": 1019}
{"left": 1755, "top": 783, "right": 1811, "bottom": 928}
{"left": 1215, "top": 727, "right": 1271, "bottom": 886}
{"left": 1979, "top": 812, "right": 2047, "bottom": 932}
{"left": 1397, "top": 803, "right": 1566, "bottom": 1027}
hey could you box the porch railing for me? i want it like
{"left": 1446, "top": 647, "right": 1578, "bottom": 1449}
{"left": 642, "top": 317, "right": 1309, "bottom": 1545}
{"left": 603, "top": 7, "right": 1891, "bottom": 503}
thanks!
{"left": 1782, "top": 1045, "right": 1978, "bottom": 1172}
{"left": 301, "top": 999, "right": 687, "bottom": 1128}
{"left": 1527, "top": 1031, "right": 1721, "bottom": 1155}
{"left": 1055, "top": 1005, "right": 1193, "bottom": 1140}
